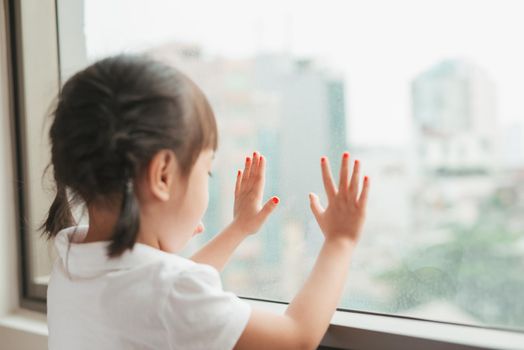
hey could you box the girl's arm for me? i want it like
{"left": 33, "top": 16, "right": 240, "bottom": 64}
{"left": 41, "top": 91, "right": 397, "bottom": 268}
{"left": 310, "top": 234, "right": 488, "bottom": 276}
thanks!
{"left": 189, "top": 223, "right": 249, "bottom": 272}
{"left": 190, "top": 152, "right": 278, "bottom": 271}
{"left": 234, "top": 153, "right": 370, "bottom": 350}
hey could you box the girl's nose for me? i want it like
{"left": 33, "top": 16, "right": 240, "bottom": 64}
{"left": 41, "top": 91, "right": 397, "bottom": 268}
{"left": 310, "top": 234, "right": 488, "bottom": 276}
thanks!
{"left": 193, "top": 222, "right": 205, "bottom": 235}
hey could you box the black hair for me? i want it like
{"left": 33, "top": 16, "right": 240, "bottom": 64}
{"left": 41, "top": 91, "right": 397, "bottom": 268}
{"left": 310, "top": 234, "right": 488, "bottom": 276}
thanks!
{"left": 41, "top": 54, "right": 218, "bottom": 257}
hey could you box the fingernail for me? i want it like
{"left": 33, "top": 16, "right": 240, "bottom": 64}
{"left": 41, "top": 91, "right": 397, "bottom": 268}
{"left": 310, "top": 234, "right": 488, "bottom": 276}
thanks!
{"left": 364, "top": 176, "right": 369, "bottom": 182}
{"left": 246, "top": 157, "right": 250, "bottom": 163}
{"left": 355, "top": 160, "right": 359, "bottom": 165}
{"left": 343, "top": 152, "right": 350, "bottom": 159}
{"left": 321, "top": 156, "right": 326, "bottom": 163}
{"left": 237, "top": 170, "right": 241, "bottom": 176}
{"left": 272, "top": 196, "right": 279, "bottom": 204}
{"left": 253, "top": 151, "right": 257, "bottom": 158}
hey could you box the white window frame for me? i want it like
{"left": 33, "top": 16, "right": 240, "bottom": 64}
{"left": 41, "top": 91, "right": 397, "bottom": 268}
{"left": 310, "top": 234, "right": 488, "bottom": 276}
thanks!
{"left": 2, "top": 0, "right": 524, "bottom": 349}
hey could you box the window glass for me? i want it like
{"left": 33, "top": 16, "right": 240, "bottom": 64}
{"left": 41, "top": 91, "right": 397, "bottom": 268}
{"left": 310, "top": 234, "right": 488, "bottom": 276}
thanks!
{"left": 34, "top": 0, "right": 524, "bottom": 331}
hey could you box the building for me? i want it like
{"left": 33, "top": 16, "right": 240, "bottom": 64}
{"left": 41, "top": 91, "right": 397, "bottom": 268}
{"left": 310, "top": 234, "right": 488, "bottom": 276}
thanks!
{"left": 412, "top": 60, "right": 497, "bottom": 176}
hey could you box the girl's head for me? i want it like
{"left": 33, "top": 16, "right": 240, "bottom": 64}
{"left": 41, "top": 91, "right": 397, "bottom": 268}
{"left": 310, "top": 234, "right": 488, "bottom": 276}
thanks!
{"left": 42, "top": 55, "right": 218, "bottom": 257}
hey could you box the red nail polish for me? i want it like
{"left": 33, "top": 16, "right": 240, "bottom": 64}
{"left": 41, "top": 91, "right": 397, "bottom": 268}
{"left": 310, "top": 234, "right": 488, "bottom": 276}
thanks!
{"left": 321, "top": 156, "right": 326, "bottom": 163}
{"left": 272, "top": 197, "right": 279, "bottom": 204}
{"left": 355, "top": 160, "right": 359, "bottom": 165}
{"left": 246, "top": 157, "right": 250, "bottom": 162}
{"left": 237, "top": 170, "right": 241, "bottom": 176}
{"left": 253, "top": 152, "right": 257, "bottom": 158}
{"left": 364, "top": 176, "right": 369, "bottom": 181}
{"left": 343, "top": 152, "right": 350, "bottom": 159}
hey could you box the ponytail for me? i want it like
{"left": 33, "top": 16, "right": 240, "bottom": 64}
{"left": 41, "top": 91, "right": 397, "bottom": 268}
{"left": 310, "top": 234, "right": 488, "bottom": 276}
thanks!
{"left": 107, "top": 178, "right": 140, "bottom": 257}
{"left": 41, "top": 181, "right": 75, "bottom": 238}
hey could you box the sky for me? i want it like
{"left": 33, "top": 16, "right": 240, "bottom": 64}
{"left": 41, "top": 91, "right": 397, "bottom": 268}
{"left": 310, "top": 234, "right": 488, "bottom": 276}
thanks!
{"left": 82, "top": 0, "right": 524, "bottom": 147}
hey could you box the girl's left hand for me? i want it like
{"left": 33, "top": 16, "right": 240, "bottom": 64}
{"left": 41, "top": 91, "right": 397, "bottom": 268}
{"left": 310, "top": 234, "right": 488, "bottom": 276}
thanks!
{"left": 232, "top": 151, "right": 279, "bottom": 235}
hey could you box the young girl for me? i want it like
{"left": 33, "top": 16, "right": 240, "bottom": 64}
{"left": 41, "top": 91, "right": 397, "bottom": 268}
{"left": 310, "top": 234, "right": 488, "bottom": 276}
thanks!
{"left": 44, "top": 55, "right": 370, "bottom": 350}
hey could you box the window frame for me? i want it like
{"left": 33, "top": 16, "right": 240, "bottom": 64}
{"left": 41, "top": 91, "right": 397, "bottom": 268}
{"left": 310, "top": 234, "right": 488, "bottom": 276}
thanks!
{"left": 7, "top": 0, "right": 524, "bottom": 348}
{"left": 7, "top": 0, "right": 61, "bottom": 314}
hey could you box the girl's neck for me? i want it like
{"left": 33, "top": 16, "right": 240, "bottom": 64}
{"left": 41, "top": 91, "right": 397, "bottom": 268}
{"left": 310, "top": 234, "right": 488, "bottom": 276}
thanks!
{"left": 82, "top": 205, "right": 162, "bottom": 251}
{"left": 82, "top": 205, "right": 118, "bottom": 243}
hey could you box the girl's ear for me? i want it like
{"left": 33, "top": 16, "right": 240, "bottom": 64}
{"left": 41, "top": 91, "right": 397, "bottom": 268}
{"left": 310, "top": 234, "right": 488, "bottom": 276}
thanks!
{"left": 147, "top": 149, "right": 178, "bottom": 202}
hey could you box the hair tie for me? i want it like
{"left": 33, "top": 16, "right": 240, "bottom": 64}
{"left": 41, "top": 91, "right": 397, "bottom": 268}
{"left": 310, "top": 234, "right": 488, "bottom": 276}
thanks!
{"left": 125, "top": 178, "right": 133, "bottom": 195}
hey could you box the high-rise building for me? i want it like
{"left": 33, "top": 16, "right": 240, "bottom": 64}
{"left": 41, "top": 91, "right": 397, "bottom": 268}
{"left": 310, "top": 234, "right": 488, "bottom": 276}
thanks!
{"left": 412, "top": 60, "right": 497, "bottom": 176}
{"left": 410, "top": 60, "right": 499, "bottom": 242}
{"left": 253, "top": 54, "right": 347, "bottom": 218}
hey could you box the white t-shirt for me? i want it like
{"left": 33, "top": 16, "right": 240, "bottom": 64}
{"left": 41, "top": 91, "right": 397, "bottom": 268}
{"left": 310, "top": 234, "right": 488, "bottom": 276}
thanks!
{"left": 47, "top": 226, "right": 251, "bottom": 350}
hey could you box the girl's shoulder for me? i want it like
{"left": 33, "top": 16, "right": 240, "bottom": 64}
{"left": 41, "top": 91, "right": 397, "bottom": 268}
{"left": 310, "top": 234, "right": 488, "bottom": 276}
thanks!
{"left": 133, "top": 243, "right": 222, "bottom": 289}
{"left": 51, "top": 225, "right": 217, "bottom": 285}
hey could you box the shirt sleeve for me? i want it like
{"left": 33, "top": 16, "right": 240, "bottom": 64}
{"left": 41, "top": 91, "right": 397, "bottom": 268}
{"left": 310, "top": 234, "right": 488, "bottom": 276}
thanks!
{"left": 161, "top": 263, "right": 252, "bottom": 350}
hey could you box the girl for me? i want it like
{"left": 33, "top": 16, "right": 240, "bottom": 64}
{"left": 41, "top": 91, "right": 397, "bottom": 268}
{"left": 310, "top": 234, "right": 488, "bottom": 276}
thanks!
{"left": 43, "top": 55, "right": 370, "bottom": 350}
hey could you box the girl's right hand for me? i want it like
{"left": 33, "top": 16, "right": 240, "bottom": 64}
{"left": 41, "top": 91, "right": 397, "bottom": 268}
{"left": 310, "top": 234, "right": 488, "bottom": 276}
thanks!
{"left": 309, "top": 152, "right": 370, "bottom": 246}
{"left": 236, "top": 152, "right": 370, "bottom": 350}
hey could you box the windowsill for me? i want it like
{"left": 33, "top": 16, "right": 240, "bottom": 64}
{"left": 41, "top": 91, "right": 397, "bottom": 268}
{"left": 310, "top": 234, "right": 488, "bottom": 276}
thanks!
{"left": 242, "top": 298, "right": 524, "bottom": 350}
{"left": 0, "top": 308, "right": 48, "bottom": 350}
{"left": 0, "top": 308, "right": 48, "bottom": 335}
{"left": 3, "top": 299, "right": 524, "bottom": 350}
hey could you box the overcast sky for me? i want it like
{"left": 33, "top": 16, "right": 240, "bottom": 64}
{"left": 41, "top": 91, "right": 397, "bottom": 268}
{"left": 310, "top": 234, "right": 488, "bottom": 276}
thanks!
{"left": 83, "top": 0, "right": 524, "bottom": 146}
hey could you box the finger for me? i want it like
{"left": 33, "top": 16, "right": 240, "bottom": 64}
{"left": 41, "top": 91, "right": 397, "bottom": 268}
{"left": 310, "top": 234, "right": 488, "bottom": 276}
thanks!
{"left": 338, "top": 152, "right": 350, "bottom": 194}
{"left": 254, "top": 154, "right": 266, "bottom": 196}
{"left": 242, "top": 155, "right": 252, "bottom": 185}
{"left": 234, "top": 169, "right": 243, "bottom": 196}
{"left": 348, "top": 159, "right": 361, "bottom": 200}
{"left": 358, "top": 176, "right": 370, "bottom": 208}
{"left": 320, "top": 156, "right": 337, "bottom": 201}
{"left": 253, "top": 151, "right": 261, "bottom": 168}
{"left": 247, "top": 151, "right": 260, "bottom": 189}
{"left": 309, "top": 192, "right": 325, "bottom": 222}
{"left": 257, "top": 196, "right": 279, "bottom": 223}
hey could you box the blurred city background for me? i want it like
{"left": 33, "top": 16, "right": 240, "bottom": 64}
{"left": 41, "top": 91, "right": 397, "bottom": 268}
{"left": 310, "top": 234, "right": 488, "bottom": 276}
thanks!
{"left": 33, "top": 0, "right": 524, "bottom": 331}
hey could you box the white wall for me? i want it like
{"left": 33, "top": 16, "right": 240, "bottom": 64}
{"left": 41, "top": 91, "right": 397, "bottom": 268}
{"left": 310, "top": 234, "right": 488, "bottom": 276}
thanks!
{"left": 0, "top": 0, "right": 20, "bottom": 320}
{"left": 0, "top": 2, "right": 48, "bottom": 349}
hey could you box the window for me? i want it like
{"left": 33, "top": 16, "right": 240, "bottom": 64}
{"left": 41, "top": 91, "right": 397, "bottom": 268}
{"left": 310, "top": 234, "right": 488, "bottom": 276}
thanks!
{"left": 13, "top": 0, "right": 524, "bottom": 344}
